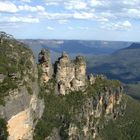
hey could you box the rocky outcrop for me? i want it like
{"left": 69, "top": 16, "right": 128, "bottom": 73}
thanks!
{"left": 4, "top": 57, "right": 44, "bottom": 140}
{"left": 39, "top": 50, "right": 87, "bottom": 95}
{"left": 38, "top": 49, "right": 53, "bottom": 83}
{"left": 55, "top": 52, "right": 75, "bottom": 95}
{"left": 88, "top": 74, "right": 96, "bottom": 85}
{"left": 36, "top": 49, "right": 125, "bottom": 140}
{"left": 43, "top": 77, "right": 124, "bottom": 140}
{"left": 0, "top": 74, "right": 5, "bottom": 83}
{"left": 55, "top": 52, "right": 86, "bottom": 95}
{"left": 0, "top": 34, "right": 44, "bottom": 140}
{"left": 72, "top": 56, "right": 86, "bottom": 91}
{"left": 0, "top": 33, "right": 125, "bottom": 140}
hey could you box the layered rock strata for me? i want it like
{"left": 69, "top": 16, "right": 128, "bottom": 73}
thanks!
{"left": 39, "top": 50, "right": 87, "bottom": 95}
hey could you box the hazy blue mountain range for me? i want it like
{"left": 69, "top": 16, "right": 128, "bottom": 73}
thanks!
{"left": 20, "top": 40, "right": 140, "bottom": 100}
{"left": 1, "top": 33, "right": 140, "bottom": 139}
{"left": 87, "top": 43, "right": 140, "bottom": 101}
{"left": 20, "top": 39, "right": 132, "bottom": 62}
{"left": 87, "top": 43, "right": 140, "bottom": 84}
{"left": 20, "top": 39, "right": 139, "bottom": 84}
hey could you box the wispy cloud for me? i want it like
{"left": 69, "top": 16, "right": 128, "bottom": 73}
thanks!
{"left": 10, "top": 16, "right": 40, "bottom": 23}
{"left": 20, "top": 0, "right": 31, "bottom": 3}
{"left": 18, "top": 5, "right": 45, "bottom": 12}
{"left": 68, "top": 26, "right": 74, "bottom": 30}
{"left": 0, "top": 14, "right": 39, "bottom": 24}
{"left": 58, "top": 20, "right": 69, "bottom": 24}
{"left": 0, "top": 1, "right": 18, "bottom": 13}
{"left": 0, "top": 0, "right": 140, "bottom": 40}
{"left": 64, "top": 1, "right": 87, "bottom": 10}
{"left": 47, "top": 26, "right": 54, "bottom": 30}
{"left": 101, "top": 20, "right": 132, "bottom": 31}
{"left": 77, "top": 26, "right": 89, "bottom": 30}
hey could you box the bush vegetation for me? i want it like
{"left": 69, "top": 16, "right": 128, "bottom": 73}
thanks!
{"left": 0, "top": 32, "right": 34, "bottom": 104}
{"left": 99, "top": 96, "right": 140, "bottom": 140}
{"left": 0, "top": 118, "right": 8, "bottom": 140}
{"left": 34, "top": 77, "right": 122, "bottom": 140}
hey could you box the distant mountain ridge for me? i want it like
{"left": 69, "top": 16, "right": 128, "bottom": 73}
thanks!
{"left": 87, "top": 43, "right": 140, "bottom": 100}
{"left": 20, "top": 40, "right": 132, "bottom": 61}
{"left": 87, "top": 42, "right": 140, "bottom": 84}
{"left": 124, "top": 43, "right": 140, "bottom": 50}
{"left": 114, "top": 43, "right": 140, "bottom": 55}
{"left": 0, "top": 33, "right": 140, "bottom": 140}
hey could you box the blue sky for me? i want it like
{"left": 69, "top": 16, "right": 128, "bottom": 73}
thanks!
{"left": 0, "top": 0, "right": 140, "bottom": 41}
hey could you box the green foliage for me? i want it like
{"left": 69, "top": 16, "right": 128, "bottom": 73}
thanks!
{"left": 87, "top": 77, "right": 121, "bottom": 98}
{"left": 0, "top": 77, "right": 18, "bottom": 105}
{"left": 99, "top": 96, "right": 140, "bottom": 140}
{"left": 0, "top": 33, "right": 34, "bottom": 104}
{"left": 87, "top": 47, "right": 140, "bottom": 101}
{"left": 27, "top": 86, "right": 33, "bottom": 95}
{"left": 34, "top": 78, "right": 122, "bottom": 140}
{"left": 0, "top": 118, "right": 8, "bottom": 140}
{"left": 34, "top": 89, "right": 85, "bottom": 139}
{"left": 124, "top": 83, "right": 140, "bottom": 101}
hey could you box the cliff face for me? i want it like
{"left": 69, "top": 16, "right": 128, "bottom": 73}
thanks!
{"left": 1, "top": 37, "right": 139, "bottom": 140}
{"left": 35, "top": 49, "right": 125, "bottom": 140}
{"left": 0, "top": 32, "right": 44, "bottom": 140}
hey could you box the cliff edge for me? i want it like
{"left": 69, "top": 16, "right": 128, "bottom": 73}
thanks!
{"left": 35, "top": 49, "right": 125, "bottom": 140}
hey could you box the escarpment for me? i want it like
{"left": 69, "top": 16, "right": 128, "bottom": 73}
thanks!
{"left": 35, "top": 49, "right": 125, "bottom": 140}
{"left": 1, "top": 33, "right": 139, "bottom": 140}
{"left": 0, "top": 32, "right": 44, "bottom": 140}
{"left": 0, "top": 33, "right": 125, "bottom": 140}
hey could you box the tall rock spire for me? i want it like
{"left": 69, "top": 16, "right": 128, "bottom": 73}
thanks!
{"left": 74, "top": 56, "right": 86, "bottom": 88}
{"left": 55, "top": 52, "right": 75, "bottom": 95}
{"left": 38, "top": 49, "right": 53, "bottom": 83}
{"left": 55, "top": 53, "right": 87, "bottom": 95}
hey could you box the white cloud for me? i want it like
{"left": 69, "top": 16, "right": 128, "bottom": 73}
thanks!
{"left": 39, "top": 12, "right": 72, "bottom": 20}
{"left": 47, "top": 26, "right": 54, "bottom": 30}
{"left": 90, "top": 0, "right": 109, "bottom": 7}
{"left": 101, "top": 20, "right": 132, "bottom": 31}
{"left": 73, "top": 12, "right": 94, "bottom": 19}
{"left": 45, "top": 0, "right": 64, "bottom": 6}
{"left": 38, "top": 10, "right": 109, "bottom": 22}
{"left": 122, "top": 20, "right": 132, "bottom": 28}
{"left": 0, "top": 14, "right": 39, "bottom": 24}
{"left": 0, "top": 1, "right": 18, "bottom": 13}
{"left": 20, "top": 0, "right": 31, "bottom": 3}
{"left": 101, "top": 12, "right": 116, "bottom": 19}
{"left": 64, "top": 1, "right": 87, "bottom": 10}
{"left": 10, "top": 16, "right": 39, "bottom": 23}
{"left": 77, "top": 26, "right": 89, "bottom": 30}
{"left": 18, "top": 5, "right": 45, "bottom": 12}
{"left": 0, "top": 22, "right": 19, "bottom": 29}
{"left": 0, "top": 0, "right": 139, "bottom": 31}
{"left": 58, "top": 20, "right": 69, "bottom": 24}
{"left": 46, "top": 2, "right": 59, "bottom": 6}
{"left": 118, "top": 8, "right": 140, "bottom": 20}
{"left": 123, "top": 0, "right": 140, "bottom": 6}
{"left": 126, "top": 8, "right": 140, "bottom": 18}
{"left": 97, "top": 17, "right": 109, "bottom": 22}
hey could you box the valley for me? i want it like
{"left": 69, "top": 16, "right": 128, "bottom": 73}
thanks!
{"left": 22, "top": 40, "right": 140, "bottom": 101}
{"left": 0, "top": 32, "right": 140, "bottom": 140}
